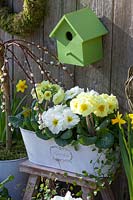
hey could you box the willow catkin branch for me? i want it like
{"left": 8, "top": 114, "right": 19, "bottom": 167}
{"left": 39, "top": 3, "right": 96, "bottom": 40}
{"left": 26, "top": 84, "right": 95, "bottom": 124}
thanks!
{"left": 125, "top": 66, "right": 133, "bottom": 112}
{"left": 5, "top": 39, "right": 73, "bottom": 82}
{"left": 7, "top": 48, "right": 32, "bottom": 81}
{"left": 0, "top": 44, "right": 12, "bottom": 149}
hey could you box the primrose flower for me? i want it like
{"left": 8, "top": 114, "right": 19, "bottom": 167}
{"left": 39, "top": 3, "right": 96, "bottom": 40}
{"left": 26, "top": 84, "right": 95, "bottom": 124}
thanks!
{"left": 106, "top": 94, "right": 118, "bottom": 114}
{"left": 16, "top": 80, "right": 28, "bottom": 93}
{"left": 77, "top": 98, "right": 94, "bottom": 116}
{"left": 112, "top": 112, "right": 126, "bottom": 126}
{"left": 94, "top": 95, "right": 109, "bottom": 117}
{"left": 53, "top": 88, "right": 65, "bottom": 105}
{"left": 41, "top": 105, "right": 79, "bottom": 134}
{"left": 65, "top": 86, "right": 84, "bottom": 101}
{"left": 51, "top": 191, "right": 83, "bottom": 200}
{"left": 42, "top": 111, "right": 63, "bottom": 134}
{"left": 41, "top": 80, "right": 52, "bottom": 90}
{"left": 44, "top": 91, "right": 52, "bottom": 101}
{"left": 63, "top": 108, "right": 80, "bottom": 130}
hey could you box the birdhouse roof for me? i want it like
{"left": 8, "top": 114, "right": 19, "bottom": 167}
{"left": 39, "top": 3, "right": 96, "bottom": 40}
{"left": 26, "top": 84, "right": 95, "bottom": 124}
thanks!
{"left": 50, "top": 8, "right": 108, "bottom": 41}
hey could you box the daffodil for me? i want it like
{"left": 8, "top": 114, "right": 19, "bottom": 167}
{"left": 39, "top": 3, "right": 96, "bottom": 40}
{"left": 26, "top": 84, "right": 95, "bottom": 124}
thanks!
{"left": 22, "top": 107, "right": 31, "bottom": 117}
{"left": 129, "top": 114, "right": 133, "bottom": 127}
{"left": 112, "top": 112, "right": 126, "bottom": 126}
{"left": 16, "top": 80, "right": 28, "bottom": 93}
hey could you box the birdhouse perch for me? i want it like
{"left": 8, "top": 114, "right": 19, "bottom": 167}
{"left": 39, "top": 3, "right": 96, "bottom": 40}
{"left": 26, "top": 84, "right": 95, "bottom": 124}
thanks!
{"left": 49, "top": 8, "right": 108, "bottom": 67}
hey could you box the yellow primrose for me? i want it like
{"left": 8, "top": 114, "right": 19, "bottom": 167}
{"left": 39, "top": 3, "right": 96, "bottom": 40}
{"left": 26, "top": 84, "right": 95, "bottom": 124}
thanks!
{"left": 107, "top": 94, "right": 119, "bottom": 114}
{"left": 77, "top": 98, "right": 93, "bottom": 117}
{"left": 70, "top": 98, "right": 79, "bottom": 113}
{"left": 94, "top": 95, "right": 109, "bottom": 117}
{"left": 44, "top": 91, "right": 52, "bottom": 101}
{"left": 40, "top": 80, "right": 52, "bottom": 90}
{"left": 53, "top": 88, "right": 65, "bottom": 105}
{"left": 16, "top": 80, "right": 28, "bottom": 93}
{"left": 112, "top": 112, "right": 126, "bottom": 126}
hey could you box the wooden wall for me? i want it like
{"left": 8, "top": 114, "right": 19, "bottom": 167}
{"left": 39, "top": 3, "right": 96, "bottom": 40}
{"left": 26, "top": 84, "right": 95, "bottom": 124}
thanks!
{"left": 0, "top": 0, "right": 132, "bottom": 199}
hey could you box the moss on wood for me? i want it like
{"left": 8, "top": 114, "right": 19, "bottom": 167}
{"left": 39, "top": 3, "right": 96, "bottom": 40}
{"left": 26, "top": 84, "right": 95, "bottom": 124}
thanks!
{"left": 0, "top": 142, "right": 27, "bottom": 160}
{"left": 0, "top": 0, "right": 47, "bottom": 37}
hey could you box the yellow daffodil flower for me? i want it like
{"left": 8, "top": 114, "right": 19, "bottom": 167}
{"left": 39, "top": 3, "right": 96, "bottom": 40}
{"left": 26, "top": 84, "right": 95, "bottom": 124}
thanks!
{"left": 129, "top": 114, "right": 133, "bottom": 120}
{"left": 129, "top": 114, "right": 133, "bottom": 127}
{"left": 112, "top": 112, "right": 126, "bottom": 126}
{"left": 22, "top": 107, "right": 31, "bottom": 117}
{"left": 16, "top": 80, "right": 28, "bottom": 93}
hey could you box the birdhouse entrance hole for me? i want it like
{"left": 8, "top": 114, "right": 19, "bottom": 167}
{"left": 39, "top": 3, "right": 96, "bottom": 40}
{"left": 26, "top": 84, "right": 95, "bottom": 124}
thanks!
{"left": 66, "top": 31, "right": 73, "bottom": 41}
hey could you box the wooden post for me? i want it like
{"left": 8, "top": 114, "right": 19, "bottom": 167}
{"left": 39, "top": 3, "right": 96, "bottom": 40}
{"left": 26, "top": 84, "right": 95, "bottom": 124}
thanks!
{"left": 81, "top": 186, "right": 94, "bottom": 200}
{"left": 23, "top": 174, "right": 40, "bottom": 200}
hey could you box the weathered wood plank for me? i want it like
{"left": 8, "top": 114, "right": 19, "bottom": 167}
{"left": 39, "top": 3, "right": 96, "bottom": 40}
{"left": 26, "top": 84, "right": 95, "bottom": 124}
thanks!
{"left": 23, "top": 174, "right": 39, "bottom": 200}
{"left": 111, "top": 0, "right": 133, "bottom": 112}
{"left": 20, "top": 160, "right": 115, "bottom": 200}
{"left": 20, "top": 160, "right": 97, "bottom": 190}
{"left": 43, "top": 0, "right": 77, "bottom": 89}
{"left": 75, "top": 0, "right": 113, "bottom": 94}
{"left": 111, "top": 1, "right": 132, "bottom": 199}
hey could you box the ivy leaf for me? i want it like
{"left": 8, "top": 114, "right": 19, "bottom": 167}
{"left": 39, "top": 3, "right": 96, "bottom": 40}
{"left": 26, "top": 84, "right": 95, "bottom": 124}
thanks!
{"left": 78, "top": 135, "right": 97, "bottom": 146}
{"left": 61, "top": 130, "right": 73, "bottom": 139}
{"left": 95, "top": 133, "right": 114, "bottom": 149}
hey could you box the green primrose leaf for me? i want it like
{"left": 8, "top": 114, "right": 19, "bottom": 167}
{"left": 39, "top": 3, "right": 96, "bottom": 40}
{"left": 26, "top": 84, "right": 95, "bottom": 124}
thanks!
{"left": 95, "top": 133, "right": 114, "bottom": 149}
{"left": 76, "top": 124, "right": 88, "bottom": 136}
{"left": 36, "top": 130, "right": 52, "bottom": 140}
{"left": 78, "top": 135, "right": 97, "bottom": 146}
{"left": 45, "top": 128, "right": 60, "bottom": 138}
{"left": 55, "top": 137, "right": 73, "bottom": 147}
{"left": 96, "top": 119, "right": 111, "bottom": 132}
{"left": 61, "top": 130, "right": 73, "bottom": 139}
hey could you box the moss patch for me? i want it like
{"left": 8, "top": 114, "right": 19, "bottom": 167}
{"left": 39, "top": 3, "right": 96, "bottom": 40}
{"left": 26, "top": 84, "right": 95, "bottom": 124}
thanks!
{"left": 0, "top": 0, "right": 47, "bottom": 37}
{"left": 0, "top": 142, "right": 27, "bottom": 160}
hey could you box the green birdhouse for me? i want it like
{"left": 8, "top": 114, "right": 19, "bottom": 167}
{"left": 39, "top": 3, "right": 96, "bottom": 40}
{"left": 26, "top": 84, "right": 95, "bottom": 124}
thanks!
{"left": 49, "top": 8, "right": 108, "bottom": 67}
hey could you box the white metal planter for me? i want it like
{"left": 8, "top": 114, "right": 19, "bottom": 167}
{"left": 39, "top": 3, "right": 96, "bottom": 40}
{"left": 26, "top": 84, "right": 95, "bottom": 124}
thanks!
{"left": 20, "top": 128, "right": 119, "bottom": 177}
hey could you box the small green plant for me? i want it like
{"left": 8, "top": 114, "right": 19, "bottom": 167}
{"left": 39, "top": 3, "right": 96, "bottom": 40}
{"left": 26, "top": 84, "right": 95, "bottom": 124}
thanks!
{"left": 32, "top": 178, "right": 82, "bottom": 200}
{"left": 32, "top": 178, "right": 57, "bottom": 200}
{"left": 0, "top": 175, "right": 14, "bottom": 200}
